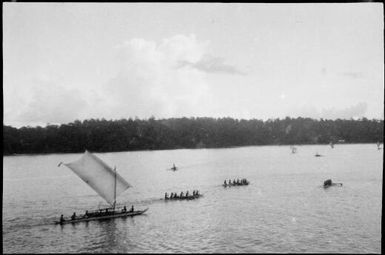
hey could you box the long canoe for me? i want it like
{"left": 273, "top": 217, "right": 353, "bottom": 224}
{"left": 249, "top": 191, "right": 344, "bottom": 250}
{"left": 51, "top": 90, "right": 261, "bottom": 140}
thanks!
{"left": 165, "top": 194, "right": 203, "bottom": 201}
{"left": 55, "top": 208, "right": 148, "bottom": 225}
{"left": 223, "top": 182, "right": 249, "bottom": 187}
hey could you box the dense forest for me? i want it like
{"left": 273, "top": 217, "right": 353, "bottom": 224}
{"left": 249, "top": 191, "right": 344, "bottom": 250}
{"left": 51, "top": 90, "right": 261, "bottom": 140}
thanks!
{"left": 3, "top": 117, "right": 384, "bottom": 155}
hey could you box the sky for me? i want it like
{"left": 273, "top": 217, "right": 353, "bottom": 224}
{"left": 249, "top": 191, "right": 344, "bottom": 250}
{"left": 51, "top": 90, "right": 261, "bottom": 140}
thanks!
{"left": 3, "top": 3, "right": 384, "bottom": 128}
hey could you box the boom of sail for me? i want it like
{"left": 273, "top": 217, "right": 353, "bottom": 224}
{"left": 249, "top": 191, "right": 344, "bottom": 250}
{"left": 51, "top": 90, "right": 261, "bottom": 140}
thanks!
{"left": 59, "top": 150, "right": 131, "bottom": 206}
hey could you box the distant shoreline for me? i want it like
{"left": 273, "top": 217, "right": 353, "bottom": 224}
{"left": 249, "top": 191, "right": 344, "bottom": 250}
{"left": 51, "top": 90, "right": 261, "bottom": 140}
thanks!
{"left": 3, "top": 142, "right": 381, "bottom": 157}
{"left": 3, "top": 117, "right": 383, "bottom": 156}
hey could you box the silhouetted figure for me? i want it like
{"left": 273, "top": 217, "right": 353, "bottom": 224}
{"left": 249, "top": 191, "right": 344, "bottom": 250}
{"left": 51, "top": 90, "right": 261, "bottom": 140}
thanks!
{"left": 71, "top": 212, "right": 76, "bottom": 220}
{"left": 60, "top": 214, "right": 65, "bottom": 223}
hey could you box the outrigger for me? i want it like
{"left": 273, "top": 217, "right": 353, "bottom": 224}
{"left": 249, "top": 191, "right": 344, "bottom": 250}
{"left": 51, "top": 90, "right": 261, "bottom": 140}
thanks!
{"left": 55, "top": 150, "right": 148, "bottom": 225}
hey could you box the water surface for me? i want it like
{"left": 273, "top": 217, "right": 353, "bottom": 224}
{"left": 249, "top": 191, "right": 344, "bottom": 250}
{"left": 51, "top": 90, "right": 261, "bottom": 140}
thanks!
{"left": 3, "top": 144, "right": 382, "bottom": 253}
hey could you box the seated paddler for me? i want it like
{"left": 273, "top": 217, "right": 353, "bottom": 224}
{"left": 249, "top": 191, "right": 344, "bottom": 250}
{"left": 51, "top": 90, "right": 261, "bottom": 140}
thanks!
{"left": 60, "top": 214, "right": 65, "bottom": 223}
{"left": 165, "top": 192, "right": 169, "bottom": 199}
{"left": 180, "top": 191, "right": 184, "bottom": 198}
{"left": 71, "top": 212, "right": 76, "bottom": 220}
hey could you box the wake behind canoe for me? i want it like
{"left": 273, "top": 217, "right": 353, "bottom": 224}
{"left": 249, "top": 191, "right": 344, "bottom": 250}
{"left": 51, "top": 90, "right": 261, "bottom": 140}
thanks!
{"left": 55, "top": 208, "right": 148, "bottom": 225}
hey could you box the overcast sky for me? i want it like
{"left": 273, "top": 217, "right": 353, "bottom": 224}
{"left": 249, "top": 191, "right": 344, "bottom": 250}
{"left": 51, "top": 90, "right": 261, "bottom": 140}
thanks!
{"left": 3, "top": 3, "right": 384, "bottom": 127}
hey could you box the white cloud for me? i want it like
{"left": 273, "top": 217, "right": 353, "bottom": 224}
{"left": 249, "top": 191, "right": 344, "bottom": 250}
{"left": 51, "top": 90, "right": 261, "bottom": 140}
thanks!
{"left": 4, "top": 34, "right": 221, "bottom": 127}
{"left": 177, "top": 54, "right": 246, "bottom": 75}
{"left": 95, "top": 34, "right": 216, "bottom": 119}
{"left": 17, "top": 81, "right": 88, "bottom": 126}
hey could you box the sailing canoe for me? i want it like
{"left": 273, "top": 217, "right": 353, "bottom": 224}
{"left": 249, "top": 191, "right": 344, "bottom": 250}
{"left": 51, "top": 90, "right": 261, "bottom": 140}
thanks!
{"left": 55, "top": 208, "right": 148, "bottom": 225}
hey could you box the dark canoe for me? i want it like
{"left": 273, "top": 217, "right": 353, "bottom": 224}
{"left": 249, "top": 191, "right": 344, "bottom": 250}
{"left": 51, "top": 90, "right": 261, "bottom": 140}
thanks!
{"left": 323, "top": 183, "right": 343, "bottom": 188}
{"left": 165, "top": 194, "right": 202, "bottom": 201}
{"left": 55, "top": 208, "right": 148, "bottom": 225}
{"left": 223, "top": 182, "right": 249, "bottom": 187}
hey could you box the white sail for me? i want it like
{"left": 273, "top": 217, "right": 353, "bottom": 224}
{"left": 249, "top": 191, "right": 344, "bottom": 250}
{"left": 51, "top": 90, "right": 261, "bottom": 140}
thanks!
{"left": 61, "top": 150, "right": 131, "bottom": 205}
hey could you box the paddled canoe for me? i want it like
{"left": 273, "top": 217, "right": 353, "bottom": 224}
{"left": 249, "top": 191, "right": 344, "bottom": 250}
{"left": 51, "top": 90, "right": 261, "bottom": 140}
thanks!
{"left": 223, "top": 182, "right": 249, "bottom": 187}
{"left": 55, "top": 208, "right": 148, "bottom": 225}
{"left": 165, "top": 194, "right": 203, "bottom": 201}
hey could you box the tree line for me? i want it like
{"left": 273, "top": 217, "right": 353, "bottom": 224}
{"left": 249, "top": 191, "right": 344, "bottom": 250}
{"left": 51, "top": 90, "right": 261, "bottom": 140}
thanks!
{"left": 3, "top": 117, "right": 383, "bottom": 155}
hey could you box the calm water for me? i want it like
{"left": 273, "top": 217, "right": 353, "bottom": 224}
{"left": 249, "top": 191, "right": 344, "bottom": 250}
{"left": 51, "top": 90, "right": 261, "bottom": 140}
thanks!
{"left": 3, "top": 144, "right": 382, "bottom": 253}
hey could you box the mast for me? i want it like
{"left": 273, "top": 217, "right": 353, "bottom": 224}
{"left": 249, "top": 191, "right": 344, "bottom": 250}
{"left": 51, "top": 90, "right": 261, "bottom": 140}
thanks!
{"left": 113, "top": 166, "right": 117, "bottom": 210}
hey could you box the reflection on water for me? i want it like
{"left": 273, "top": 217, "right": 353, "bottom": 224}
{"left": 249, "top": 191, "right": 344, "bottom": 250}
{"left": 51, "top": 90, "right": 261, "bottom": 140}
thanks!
{"left": 3, "top": 144, "right": 382, "bottom": 253}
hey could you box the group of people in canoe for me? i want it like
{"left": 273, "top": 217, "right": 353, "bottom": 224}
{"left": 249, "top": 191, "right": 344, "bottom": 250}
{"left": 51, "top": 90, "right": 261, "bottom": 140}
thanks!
{"left": 165, "top": 190, "right": 201, "bottom": 200}
{"left": 223, "top": 178, "right": 249, "bottom": 187}
{"left": 59, "top": 205, "right": 136, "bottom": 223}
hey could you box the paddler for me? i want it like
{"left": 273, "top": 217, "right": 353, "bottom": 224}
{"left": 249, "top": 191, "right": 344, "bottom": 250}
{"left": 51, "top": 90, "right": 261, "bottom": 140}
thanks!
{"left": 71, "top": 212, "right": 76, "bottom": 220}
{"left": 165, "top": 192, "right": 169, "bottom": 199}
{"left": 60, "top": 214, "right": 65, "bottom": 223}
{"left": 186, "top": 191, "right": 189, "bottom": 197}
{"left": 180, "top": 191, "right": 184, "bottom": 198}
{"left": 224, "top": 180, "right": 227, "bottom": 186}
{"left": 131, "top": 205, "right": 134, "bottom": 212}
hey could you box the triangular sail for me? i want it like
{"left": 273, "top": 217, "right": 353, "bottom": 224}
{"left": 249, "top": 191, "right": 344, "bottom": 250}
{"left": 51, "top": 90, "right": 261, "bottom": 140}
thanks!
{"left": 61, "top": 150, "right": 131, "bottom": 206}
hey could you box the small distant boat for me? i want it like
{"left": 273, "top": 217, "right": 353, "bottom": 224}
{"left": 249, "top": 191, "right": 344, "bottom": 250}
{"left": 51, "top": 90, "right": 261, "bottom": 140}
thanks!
{"left": 56, "top": 150, "right": 148, "bottom": 225}
{"left": 330, "top": 142, "right": 334, "bottom": 148}
{"left": 377, "top": 142, "right": 381, "bottom": 150}
{"left": 169, "top": 163, "right": 178, "bottom": 171}
{"left": 290, "top": 146, "right": 297, "bottom": 154}
{"left": 323, "top": 179, "right": 343, "bottom": 188}
{"left": 315, "top": 153, "right": 323, "bottom": 157}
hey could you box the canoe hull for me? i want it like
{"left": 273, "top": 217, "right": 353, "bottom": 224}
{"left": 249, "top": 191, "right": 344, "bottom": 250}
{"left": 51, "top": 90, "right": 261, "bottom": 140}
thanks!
{"left": 55, "top": 208, "right": 148, "bottom": 225}
{"left": 223, "top": 183, "right": 249, "bottom": 187}
{"left": 165, "top": 194, "right": 202, "bottom": 201}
